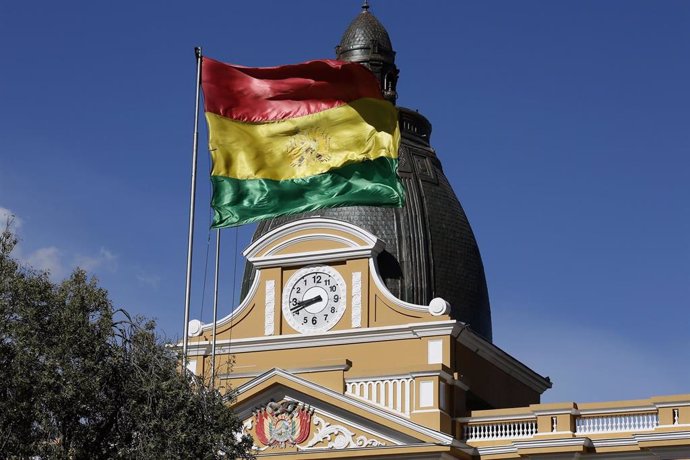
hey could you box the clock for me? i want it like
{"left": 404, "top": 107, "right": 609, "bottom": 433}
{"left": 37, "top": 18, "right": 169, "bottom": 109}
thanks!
{"left": 282, "top": 265, "right": 346, "bottom": 334}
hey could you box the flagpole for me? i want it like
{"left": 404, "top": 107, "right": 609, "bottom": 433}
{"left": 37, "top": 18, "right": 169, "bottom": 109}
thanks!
{"left": 182, "top": 46, "right": 203, "bottom": 365}
{"left": 210, "top": 228, "right": 221, "bottom": 388}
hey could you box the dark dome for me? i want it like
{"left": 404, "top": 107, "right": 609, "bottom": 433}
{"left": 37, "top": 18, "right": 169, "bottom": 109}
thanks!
{"left": 336, "top": 3, "right": 395, "bottom": 64}
{"left": 240, "top": 5, "right": 493, "bottom": 341}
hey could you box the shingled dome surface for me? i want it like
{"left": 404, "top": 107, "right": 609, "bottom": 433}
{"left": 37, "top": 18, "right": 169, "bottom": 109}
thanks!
{"left": 336, "top": 5, "right": 394, "bottom": 64}
{"left": 241, "top": 6, "right": 492, "bottom": 341}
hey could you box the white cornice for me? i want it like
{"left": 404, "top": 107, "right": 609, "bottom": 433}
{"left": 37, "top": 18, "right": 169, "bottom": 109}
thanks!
{"left": 655, "top": 400, "right": 690, "bottom": 408}
{"left": 235, "top": 368, "right": 455, "bottom": 445}
{"left": 456, "top": 328, "right": 552, "bottom": 394}
{"left": 474, "top": 444, "right": 517, "bottom": 455}
{"left": 591, "top": 437, "right": 639, "bottom": 448}
{"left": 410, "top": 369, "right": 456, "bottom": 384}
{"left": 187, "top": 321, "right": 460, "bottom": 355}
{"left": 513, "top": 437, "right": 592, "bottom": 450}
{"left": 243, "top": 218, "right": 384, "bottom": 261}
{"left": 577, "top": 406, "right": 656, "bottom": 415}
{"left": 249, "top": 245, "right": 381, "bottom": 268}
{"left": 455, "top": 413, "right": 536, "bottom": 423}
{"left": 219, "top": 361, "right": 352, "bottom": 380}
{"left": 533, "top": 408, "right": 579, "bottom": 416}
{"left": 634, "top": 431, "right": 690, "bottom": 443}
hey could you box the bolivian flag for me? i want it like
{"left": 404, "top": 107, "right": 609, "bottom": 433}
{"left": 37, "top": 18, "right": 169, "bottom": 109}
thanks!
{"left": 201, "top": 57, "right": 404, "bottom": 228}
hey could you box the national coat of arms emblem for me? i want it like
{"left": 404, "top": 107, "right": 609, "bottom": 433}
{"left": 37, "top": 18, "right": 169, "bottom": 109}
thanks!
{"left": 253, "top": 400, "right": 314, "bottom": 448}
{"left": 286, "top": 128, "right": 332, "bottom": 169}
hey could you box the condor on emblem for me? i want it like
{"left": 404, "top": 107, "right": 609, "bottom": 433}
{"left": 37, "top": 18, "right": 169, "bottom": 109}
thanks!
{"left": 287, "top": 128, "right": 332, "bottom": 169}
{"left": 254, "top": 400, "right": 314, "bottom": 448}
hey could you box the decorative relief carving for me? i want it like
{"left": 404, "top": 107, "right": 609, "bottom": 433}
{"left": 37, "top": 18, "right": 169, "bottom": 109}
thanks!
{"left": 413, "top": 154, "right": 437, "bottom": 183}
{"left": 397, "top": 145, "right": 412, "bottom": 173}
{"left": 264, "top": 280, "right": 275, "bottom": 336}
{"left": 253, "top": 400, "right": 314, "bottom": 448}
{"left": 352, "top": 272, "right": 362, "bottom": 328}
{"left": 298, "top": 416, "right": 385, "bottom": 450}
{"left": 428, "top": 297, "right": 450, "bottom": 316}
{"left": 240, "top": 418, "right": 268, "bottom": 452}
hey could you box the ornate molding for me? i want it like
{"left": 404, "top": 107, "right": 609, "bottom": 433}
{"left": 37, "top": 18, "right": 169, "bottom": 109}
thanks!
{"left": 240, "top": 418, "right": 268, "bottom": 452}
{"left": 264, "top": 280, "right": 275, "bottom": 336}
{"left": 253, "top": 400, "right": 314, "bottom": 448}
{"left": 298, "top": 416, "right": 385, "bottom": 450}
{"left": 352, "top": 272, "right": 362, "bottom": 328}
{"left": 244, "top": 218, "right": 385, "bottom": 269}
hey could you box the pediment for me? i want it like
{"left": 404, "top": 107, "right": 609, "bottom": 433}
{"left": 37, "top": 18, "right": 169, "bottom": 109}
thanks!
{"left": 233, "top": 368, "right": 455, "bottom": 455}
{"left": 243, "top": 218, "right": 385, "bottom": 268}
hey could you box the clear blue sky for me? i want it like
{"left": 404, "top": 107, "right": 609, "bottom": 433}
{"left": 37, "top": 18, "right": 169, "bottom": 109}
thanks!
{"left": 1, "top": 1, "right": 688, "bottom": 403}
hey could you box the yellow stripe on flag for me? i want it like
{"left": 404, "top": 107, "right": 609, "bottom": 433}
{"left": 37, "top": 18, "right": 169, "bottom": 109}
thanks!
{"left": 207, "top": 98, "right": 399, "bottom": 181}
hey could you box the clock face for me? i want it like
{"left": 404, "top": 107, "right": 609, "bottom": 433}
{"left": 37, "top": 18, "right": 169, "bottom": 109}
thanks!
{"left": 282, "top": 265, "right": 346, "bottom": 334}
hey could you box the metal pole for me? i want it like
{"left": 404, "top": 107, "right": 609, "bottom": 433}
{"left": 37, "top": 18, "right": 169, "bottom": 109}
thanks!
{"left": 182, "top": 47, "right": 203, "bottom": 365}
{"left": 210, "top": 228, "right": 221, "bottom": 388}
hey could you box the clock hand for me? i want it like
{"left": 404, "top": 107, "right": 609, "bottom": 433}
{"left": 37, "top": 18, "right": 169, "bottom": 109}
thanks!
{"left": 290, "top": 295, "right": 323, "bottom": 314}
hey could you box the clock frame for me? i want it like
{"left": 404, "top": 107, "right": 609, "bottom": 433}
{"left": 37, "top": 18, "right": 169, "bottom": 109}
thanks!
{"left": 282, "top": 265, "right": 347, "bottom": 334}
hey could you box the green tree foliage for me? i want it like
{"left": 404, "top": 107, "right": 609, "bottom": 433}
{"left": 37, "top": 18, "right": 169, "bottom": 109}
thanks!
{"left": 0, "top": 222, "right": 253, "bottom": 459}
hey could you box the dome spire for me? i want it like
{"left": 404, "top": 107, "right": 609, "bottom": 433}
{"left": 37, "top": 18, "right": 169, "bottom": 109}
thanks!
{"left": 335, "top": 2, "right": 399, "bottom": 103}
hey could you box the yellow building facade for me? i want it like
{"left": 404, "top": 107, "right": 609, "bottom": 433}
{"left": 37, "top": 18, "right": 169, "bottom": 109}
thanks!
{"left": 185, "top": 5, "right": 689, "bottom": 458}
{"left": 185, "top": 218, "right": 690, "bottom": 459}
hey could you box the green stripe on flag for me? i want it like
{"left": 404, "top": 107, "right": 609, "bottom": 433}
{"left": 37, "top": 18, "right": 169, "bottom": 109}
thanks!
{"left": 211, "top": 157, "right": 405, "bottom": 228}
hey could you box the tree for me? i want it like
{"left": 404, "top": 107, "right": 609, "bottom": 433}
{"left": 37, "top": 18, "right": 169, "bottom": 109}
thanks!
{"left": 0, "top": 222, "right": 253, "bottom": 459}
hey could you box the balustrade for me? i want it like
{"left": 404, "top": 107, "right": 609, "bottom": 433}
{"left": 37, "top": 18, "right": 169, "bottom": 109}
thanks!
{"left": 463, "top": 420, "right": 537, "bottom": 441}
{"left": 345, "top": 377, "right": 414, "bottom": 417}
{"left": 575, "top": 413, "right": 658, "bottom": 434}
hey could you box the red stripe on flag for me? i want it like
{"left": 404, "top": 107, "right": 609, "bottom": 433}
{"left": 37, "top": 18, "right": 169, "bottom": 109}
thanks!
{"left": 201, "top": 57, "right": 383, "bottom": 123}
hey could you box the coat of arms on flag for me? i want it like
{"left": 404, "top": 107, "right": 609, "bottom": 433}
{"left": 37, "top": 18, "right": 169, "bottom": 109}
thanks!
{"left": 253, "top": 400, "right": 314, "bottom": 448}
{"left": 201, "top": 56, "right": 404, "bottom": 228}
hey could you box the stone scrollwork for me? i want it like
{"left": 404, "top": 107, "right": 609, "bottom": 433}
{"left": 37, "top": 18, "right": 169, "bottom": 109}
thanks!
{"left": 298, "top": 416, "right": 385, "bottom": 450}
{"left": 240, "top": 418, "right": 268, "bottom": 452}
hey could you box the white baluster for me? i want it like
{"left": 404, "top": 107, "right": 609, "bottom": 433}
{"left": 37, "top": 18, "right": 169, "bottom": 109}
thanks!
{"left": 394, "top": 380, "right": 400, "bottom": 413}
{"left": 385, "top": 380, "right": 392, "bottom": 409}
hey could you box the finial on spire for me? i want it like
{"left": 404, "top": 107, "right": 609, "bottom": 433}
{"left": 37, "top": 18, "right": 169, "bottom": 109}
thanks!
{"left": 362, "top": 0, "right": 369, "bottom": 12}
